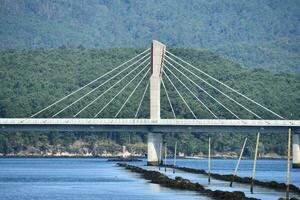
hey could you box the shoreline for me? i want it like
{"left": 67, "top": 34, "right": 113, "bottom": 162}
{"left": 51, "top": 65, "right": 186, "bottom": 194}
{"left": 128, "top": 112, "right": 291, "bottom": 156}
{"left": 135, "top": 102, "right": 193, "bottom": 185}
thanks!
{"left": 0, "top": 155, "right": 145, "bottom": 159}
{"left": 0, "top": 155, "right": 288, "bottom": 160}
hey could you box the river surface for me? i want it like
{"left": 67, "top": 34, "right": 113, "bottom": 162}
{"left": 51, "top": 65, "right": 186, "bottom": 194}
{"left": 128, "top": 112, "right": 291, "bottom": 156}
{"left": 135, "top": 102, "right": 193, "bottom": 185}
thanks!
{"left": 0, "top": 158, "right": 299, "bottom": 200}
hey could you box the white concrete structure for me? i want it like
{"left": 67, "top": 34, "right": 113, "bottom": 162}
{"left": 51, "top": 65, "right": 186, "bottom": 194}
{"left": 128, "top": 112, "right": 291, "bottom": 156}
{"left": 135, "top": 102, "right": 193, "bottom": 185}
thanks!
{"left": 150, "top": 40, "right": 165, "bottom": 120}
{"left": 147, "top": 132, "right": 162, "bottom": 165}
{"left": 293, "top": 134, "right": 300, "bottom": 168}
{"left": 1, "top": 118, "right": 300, "bottom": 133}
{"left": 147, "top": 40, "right": 166, "bottom": 165}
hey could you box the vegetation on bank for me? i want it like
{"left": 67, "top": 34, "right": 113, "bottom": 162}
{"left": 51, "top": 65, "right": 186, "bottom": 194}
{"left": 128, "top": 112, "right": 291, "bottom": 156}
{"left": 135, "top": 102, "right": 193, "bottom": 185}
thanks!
{"left": 0, "top": 47, "right": 299, "bottom": 157}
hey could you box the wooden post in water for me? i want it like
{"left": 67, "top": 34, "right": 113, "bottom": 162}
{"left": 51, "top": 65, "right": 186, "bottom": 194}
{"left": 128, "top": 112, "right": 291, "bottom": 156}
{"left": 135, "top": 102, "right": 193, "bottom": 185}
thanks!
{"left": 286, "top": 128, "right": 291, "bottom": 200}
{"left": 159, "top": 142, "right": 162, "bottom": 170}
{"left": 164, "top": 143, "right": 167, "bottom": 172}
{"left": 230, "top": 137, "right": 247, "bottom": 187}
{"left": 208, "top": 137, "right": 211, "bottom": 184}
{"left": 173, "top": 141, "right": 177, "bottom": 174}
{"left": 250, "top": 132, "right": 260, "bottom": 194}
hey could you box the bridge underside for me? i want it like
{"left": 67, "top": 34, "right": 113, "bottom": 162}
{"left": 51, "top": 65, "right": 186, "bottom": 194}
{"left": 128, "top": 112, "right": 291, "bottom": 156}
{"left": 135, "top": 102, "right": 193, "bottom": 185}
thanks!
{"left": 1, "top": 118, "right": 299, "bottom": 133}
{"left": 2, "top": 124, "right": 300, "bottom": 133}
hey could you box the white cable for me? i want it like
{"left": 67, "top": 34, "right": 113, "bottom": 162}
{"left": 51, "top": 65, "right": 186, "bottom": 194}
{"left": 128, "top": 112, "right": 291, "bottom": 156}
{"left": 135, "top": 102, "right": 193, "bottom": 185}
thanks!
{"left": 166, "top": 55, "right": 260, "bottom": 119}
{"left": 94, "top": 64, "right": 149, "bottom": 117}
{"left": 161, "top": 77, "right": 176, "bottom": 119}
{"left": 30, "top": 48, "right": 150, "bottom": 117}
{"left": 73, "top": 59, "right": 150, "bottom": 117}
{"left": 165, "top": 55, "right": 262, "bottom": 119}
{"left": 115, "top": 68, "right": 150, "bottom": 118}
{"left": 166, "top": 50, "right": 284, "bottom": 119}
{"left": 53, "top": 54, "right": 150, "bottom": 117}
{"left": 165, "top": 59, "right": 238, "bottom": 118}
{"left": 163, "top": 69, "right": 197, "bottom": 119}
{"left": 164, "top": 65, "right": 217, "bottom": 119}
{"left": 134, "top": 80, "right": 149, "bottom": 118}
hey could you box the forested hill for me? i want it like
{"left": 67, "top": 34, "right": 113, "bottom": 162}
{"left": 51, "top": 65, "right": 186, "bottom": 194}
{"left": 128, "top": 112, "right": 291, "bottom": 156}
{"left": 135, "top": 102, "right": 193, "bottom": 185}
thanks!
{"left": 0, "top": 0, "right": 299, "bottom": 72}
{"left": 0, "top": 48, "right": 299, "bottom": 156}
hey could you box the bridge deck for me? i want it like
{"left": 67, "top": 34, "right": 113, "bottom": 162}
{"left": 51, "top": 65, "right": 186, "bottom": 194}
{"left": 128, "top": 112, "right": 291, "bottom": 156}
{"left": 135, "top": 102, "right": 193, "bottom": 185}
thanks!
{"left": 0, "top": 118, "right": 299, "bottom": 133}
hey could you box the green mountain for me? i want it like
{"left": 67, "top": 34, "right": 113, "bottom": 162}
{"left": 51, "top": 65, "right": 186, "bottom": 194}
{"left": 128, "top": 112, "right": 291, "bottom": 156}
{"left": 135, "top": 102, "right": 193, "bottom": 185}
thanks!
{"left": 0, "top": 48, "right": 299, "bottom": 156}
{"left": 0, "top": 0, "right": 299, "bottom": 72}
{"left": 214, "top": 37, "right": 300, "bottom": 73}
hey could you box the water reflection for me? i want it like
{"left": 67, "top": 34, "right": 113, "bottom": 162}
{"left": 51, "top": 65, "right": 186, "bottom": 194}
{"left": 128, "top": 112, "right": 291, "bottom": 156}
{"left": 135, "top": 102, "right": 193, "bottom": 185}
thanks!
{"left": 149, "top": 182, "right": 162, "bottom": 193}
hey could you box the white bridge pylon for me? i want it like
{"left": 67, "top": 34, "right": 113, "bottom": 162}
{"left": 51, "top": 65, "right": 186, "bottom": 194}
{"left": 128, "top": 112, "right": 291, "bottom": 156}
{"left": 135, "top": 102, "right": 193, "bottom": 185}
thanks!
{"left": 0, "top": 40, "right": 300, "bottom": 166}
{"left": 148, "top": 40, "right": 165, "bottom": 165}
{"left": 150, "top": 40, "right": 165, "bottom": 120}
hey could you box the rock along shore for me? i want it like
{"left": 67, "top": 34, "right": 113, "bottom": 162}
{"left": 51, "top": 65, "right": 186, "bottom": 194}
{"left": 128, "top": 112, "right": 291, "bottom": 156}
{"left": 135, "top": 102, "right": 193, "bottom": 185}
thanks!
{"left": 163, "top": 164, "right": 300, "bottom": 196}
{"left": 117, "top": 163, "right": 258, "bottom": 200}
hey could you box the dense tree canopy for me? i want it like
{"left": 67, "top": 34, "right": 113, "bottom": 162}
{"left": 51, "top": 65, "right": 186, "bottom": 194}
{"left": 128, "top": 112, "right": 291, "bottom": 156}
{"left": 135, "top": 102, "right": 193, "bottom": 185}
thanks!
{"left": 0, "top": 47, "right": 298, "bottom": 156}
{"left": 0, "top": 0, "right": 299, "bottom": 72}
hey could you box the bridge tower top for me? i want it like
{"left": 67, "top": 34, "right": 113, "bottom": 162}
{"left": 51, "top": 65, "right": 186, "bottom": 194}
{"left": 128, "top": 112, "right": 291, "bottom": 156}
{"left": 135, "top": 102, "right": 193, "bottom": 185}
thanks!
{"left": 150, "top": 40, "right": 166, "bottom": 120}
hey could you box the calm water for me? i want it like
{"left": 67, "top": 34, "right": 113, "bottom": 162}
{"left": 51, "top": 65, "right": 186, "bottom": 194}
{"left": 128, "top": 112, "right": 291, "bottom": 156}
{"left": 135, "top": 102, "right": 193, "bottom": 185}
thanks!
{"left": 0, "top": 158, "right": 206, "bottom": 200}
{"left": 0, "top": 158, "right": 299, "bottom": 200}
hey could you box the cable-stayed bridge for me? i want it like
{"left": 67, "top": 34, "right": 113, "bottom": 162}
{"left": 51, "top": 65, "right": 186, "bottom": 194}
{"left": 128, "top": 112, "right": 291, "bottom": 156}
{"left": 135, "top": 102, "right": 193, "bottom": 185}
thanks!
{"left": 0, "top": 40, "right": 299, "bottom": 165}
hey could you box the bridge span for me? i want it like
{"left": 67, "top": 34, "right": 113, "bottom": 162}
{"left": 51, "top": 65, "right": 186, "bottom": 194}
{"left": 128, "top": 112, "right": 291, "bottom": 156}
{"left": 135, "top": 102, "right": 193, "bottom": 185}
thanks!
{"left": 1, "top": 118, "right": 300, "bottom": 133}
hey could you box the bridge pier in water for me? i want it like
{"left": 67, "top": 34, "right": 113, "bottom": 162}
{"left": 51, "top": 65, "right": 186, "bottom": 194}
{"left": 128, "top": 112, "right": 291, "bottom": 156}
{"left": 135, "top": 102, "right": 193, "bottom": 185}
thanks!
{"left": 293, "top": 133, "right": 300, "bottom": 168}
{"left": 147, "top": 132, "right": 162, "bottom": 165}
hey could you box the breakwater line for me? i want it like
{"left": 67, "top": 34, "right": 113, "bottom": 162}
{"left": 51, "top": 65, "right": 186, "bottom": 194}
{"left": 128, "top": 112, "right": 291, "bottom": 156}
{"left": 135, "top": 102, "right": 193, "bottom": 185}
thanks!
{"left": 118, "top": 163, "right": 258, "bottom": 200}
{"left": 163, "top": 164, "right": 300, "bottom": 195}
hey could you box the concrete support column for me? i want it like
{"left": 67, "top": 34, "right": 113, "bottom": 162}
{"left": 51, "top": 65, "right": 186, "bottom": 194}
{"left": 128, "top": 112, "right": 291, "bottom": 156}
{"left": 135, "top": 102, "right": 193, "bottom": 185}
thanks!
{"left": 147, "top": 40, "right": 165, "bottom": 165}
{"left": 293, "top": 133, "right": 300, "bottom": 168}
{"left": 150, "top": 40, "right": 165, "bottom": 120}
{"left": 147, "top": 132, "right": 162, "bottom": 165}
